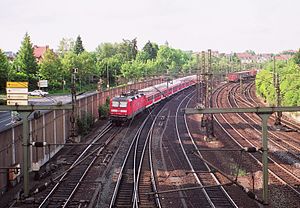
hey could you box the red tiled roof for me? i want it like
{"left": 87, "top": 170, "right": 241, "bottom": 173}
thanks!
{"left": 33, "top": 45, "right": 49, "bottom": 59}
{"left": 236, "top": 53, "right": 254, "bottom": 59}
{"left": 275, "top": 54, "right": 291, "bottom": 61}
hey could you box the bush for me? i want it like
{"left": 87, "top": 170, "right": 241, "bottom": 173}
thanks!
{"left": 98, "top": 105, "right": 109, "bottom": 118}
{"left": 98, "top": 96, "right": 110, "bottom": 119}
{"left": 76, "top": 111, "right": 94, "bottom": 135}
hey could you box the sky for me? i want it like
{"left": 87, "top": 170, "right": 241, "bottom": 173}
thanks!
{"left": 1, "top": 0, "right": 300, "bottom": 54}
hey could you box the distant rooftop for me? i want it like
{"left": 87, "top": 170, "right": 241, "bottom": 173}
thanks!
{"left": 33, "top": 45, "right": 49, "bottom": 60}
{"left": 4, "top": 51, "right": 16, "bottom": 60}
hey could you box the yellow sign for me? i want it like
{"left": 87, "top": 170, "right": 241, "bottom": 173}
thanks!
{"left": 6, "top": 82, "right": 28, "bottom": 88}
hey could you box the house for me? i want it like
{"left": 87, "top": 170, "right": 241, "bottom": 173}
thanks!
{"left": 256, "top": 54, "right": 272, "bottom": 63}
{"left": 275, "top": 54, "right": 292, "bottom": 61}
{"left": 236, "top": 53, "right": 255, "bottom": 64}
{"left": 33, "top": 45, "right": 49, "bottom": 62}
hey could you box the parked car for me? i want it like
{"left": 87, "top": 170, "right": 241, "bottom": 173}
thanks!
{"left": 28, "top": 90, "right": 49, "bottom": 96}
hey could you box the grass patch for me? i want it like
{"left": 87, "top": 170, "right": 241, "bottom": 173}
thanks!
{"left": 229, "top": 163, "right": 247, "bottom": 177}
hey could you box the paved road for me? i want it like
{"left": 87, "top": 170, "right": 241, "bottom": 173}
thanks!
{"left": 0, "top": 111, "right": 12, "bottom": 131}
{"left": 0, "top": 91, "right": 98, "bottom": 132}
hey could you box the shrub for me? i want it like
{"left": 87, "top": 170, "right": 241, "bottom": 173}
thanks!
{"left": 98, "top": 96, "right": 110, "bottom": 119}
{"left": 76, "top": 111, "right": 94, "bottom": 135}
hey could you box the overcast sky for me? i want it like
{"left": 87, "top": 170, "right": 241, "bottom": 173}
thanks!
{"left": 1, "top": 0, "right": 299, "bottom": 53}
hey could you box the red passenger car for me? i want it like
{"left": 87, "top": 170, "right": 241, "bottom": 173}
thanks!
{"left": 110, "top": 75, "right": 196, "bottom": 122}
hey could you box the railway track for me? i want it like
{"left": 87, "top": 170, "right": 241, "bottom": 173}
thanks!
{"left": 213, "top": 81, "right": 300, "bottom": 203}
{"left": 22, "top": 122, "right": 121, "bottom": 208}
{"left": 151, "top": 89, "right": 209, "bottom": 207}
{"left": 133, "top": 87, "right": 238, "bottom": 207}
{"left": 230, "top": 82, "right": 300, "bottom": 168}
{"left": 175, "top": 91, "right": 237, "bottom": 207}
{"left": 234, "top": 83, "right": 300, "bottom": 162}
{"left": 110, "top": 103, "right": 165, "bottom": 208}
{"left": 244, "top": 81, "right": 300, "bottom": 133}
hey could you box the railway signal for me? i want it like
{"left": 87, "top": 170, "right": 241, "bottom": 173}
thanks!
{"left": 273, "top": 57, "right": 282, "bottom": 127}
{"left": 70, "top": 68, "right": 78, "bottom": 142}
{"left": 201, "top": 49, "right": 215, "bottom": 140}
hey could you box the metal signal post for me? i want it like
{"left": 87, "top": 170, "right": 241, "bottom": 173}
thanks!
{"left": 207, "top": 49, "right": 214, "bottom": 138}
{"left": 196, "top": 53, "right": 201, "bottom": 104}
{"left": 273, "top": 57, "right": 282, "bottom": 126}
{"left": 70, "top": 68, "right": 78, "bottom": 141}
{"left": 201, "top": 51, "right": 207, "bottom": 106}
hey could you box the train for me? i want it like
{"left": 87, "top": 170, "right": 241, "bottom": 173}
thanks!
{"left": 227, "top": 69, "right": 258, "bottom": 82}
{"left": 110, "top": 75, "right": 196, "bottom": 122}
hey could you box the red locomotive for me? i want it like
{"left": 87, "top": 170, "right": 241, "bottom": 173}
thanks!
{"left": 227, "top": 69, "right": 257, "bottom": 82}
{"left": 110, "top": 75, "right": 196, "bottom": 122}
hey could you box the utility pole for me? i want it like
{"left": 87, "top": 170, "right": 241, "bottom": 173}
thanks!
{"left": 273, "top": 57, "right": 282, "bottom": 126}
{"left": 208, "top": 49, "right": 214, "bottom": 138}
{"left": 106, "top": 63, "right": 110, "bottom": 89}
{"left": 275, "top": 72, "right": 282, "bottom": 126}
{"left": 201, "top": 51, "right": 206, "bottom": 108}
{"left": 70, "top": 68, "right": 78, "bottom": 142}
{"left": 196, "top": 53, "right": 200, "bottom": 104}
{"left": 273, "top": 56, "right": 276, "bottom": 88}
{"left": 200, "top": 51, "right": 206, "bottom": 128}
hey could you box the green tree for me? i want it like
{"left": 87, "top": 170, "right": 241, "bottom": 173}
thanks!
{"left": 118, "top": 38, "right": 138, "bottom": 61}
{"left": 74, "top": 35, "right": 85, "bottom": 55}
{"left": 293, "top": 49, "right": 300, "bottom": 65}
{"left": 121, "top": 60, "right": 144, "bottom": 81}
{"left": 13, "top": 33, "right": 38, "bottom": 88}
{"left": 60, "top": 51, "right": 80, "bottom": 87}
{"left": 95, "top": 42, "right": 118, "bottom": 59}
{"left": 142, "top": 41, "right": 159, "bottom": 60}
{"left": 155, "top": 45, "right": 190, "bottom": 76}
{"left": 57, "top": 38, "right": 75, "bottom": 56}
{"left": 256, "top": 59, "right": 300, "bottom": 106}
{"left": 78, "top": 51, "right": 97, "bottom": 85}
{"left": 38, "top": 49, "right": 63, "bottom": 90}
{"left": 0, "top": 49, "right": 11, "bottom": 92}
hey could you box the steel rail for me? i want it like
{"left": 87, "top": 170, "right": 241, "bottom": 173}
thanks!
{"left": 231, "top": 84, "right": 300, "bottom": 179}
{"left": 109, "top": 116, "right": 149, "bottom": 208}
{"left": 241, "top": 82, "right": 300, "bottom": 132}
{"left": 214, "top": 83, "right": 300, "bottom": 197}
{"left": 243, "top": 82, "right": 300, "bottom": 133}
{"left": 134, "top": 105, "right": 165, "bottom": 208}
{"left": 39, "top": 122, "right": 113, "bottom": 207}
{"left": 175, "top": 90, "right": 236, "bottom": 207}
{"left": 110, "top": 81, "right": 196, "bottom": 208}
{"left": 175, "top": 90, "right": 218, "bottom": 207}
{"left": 148, "top": 114, "right": 163, "bottom": 208}
{"left": 62, "top": 128, "right": 122, "bottom": 207}
{"left": 184, "top": 94, "right": 238, "bottom": 207}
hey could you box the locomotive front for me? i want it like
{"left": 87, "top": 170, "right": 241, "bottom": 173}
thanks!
{"left": 110, "top": 97, "right": 129, "bottom": 121}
